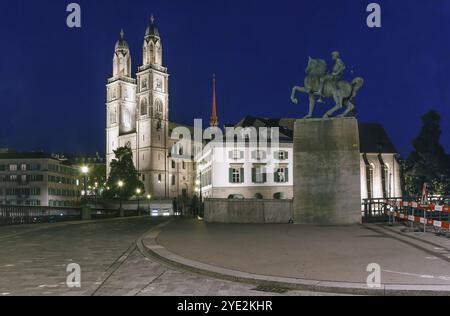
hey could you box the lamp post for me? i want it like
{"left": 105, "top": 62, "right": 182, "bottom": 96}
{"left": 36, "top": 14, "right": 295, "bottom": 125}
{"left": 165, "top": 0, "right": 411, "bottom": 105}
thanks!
{"left": 118, "top": 180, "right": 124, "bottom": 215}
{"left": 136, "top": 188, "right": 142, "bottom": 215}
{"left": 146, "top": 194, "right": 152, "bottom": 216}
{"left": 81, "top": 166, "right": 89, "bottom": 203}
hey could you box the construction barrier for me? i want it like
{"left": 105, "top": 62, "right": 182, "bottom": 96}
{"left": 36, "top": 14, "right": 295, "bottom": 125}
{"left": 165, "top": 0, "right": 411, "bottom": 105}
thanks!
{"left": 385, "top": 199, "right": 450, "bottom": 231}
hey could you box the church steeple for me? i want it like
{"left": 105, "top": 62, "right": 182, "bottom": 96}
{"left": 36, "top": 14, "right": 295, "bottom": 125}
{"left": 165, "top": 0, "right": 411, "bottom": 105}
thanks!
{"left": 143, "top": 14, "right": 162, "bottom": 66}
{"left": 210, "top": 74, "right": 219, "bottom": 127}
{"left": 112, "top": 29, "right": 131, "bottom": 77}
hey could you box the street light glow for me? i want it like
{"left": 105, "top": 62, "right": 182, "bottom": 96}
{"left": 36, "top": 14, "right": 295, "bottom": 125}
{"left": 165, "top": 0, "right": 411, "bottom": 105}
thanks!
{"left": 81, "top": 166, "right": 89, "bottom": 174}
{"left": 147, "top": 194, "right": 152, "bottom": 200}
{"left": 118, "top": 181, "right": 124, "bottom": 188}
{"left": 136, "top": 188, "right": 142, "bottom": 195}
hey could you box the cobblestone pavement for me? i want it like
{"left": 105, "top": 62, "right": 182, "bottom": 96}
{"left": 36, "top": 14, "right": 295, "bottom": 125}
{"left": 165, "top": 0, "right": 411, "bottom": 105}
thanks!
{"left": 0, "top": 218, "right": 341, "bottom": 296}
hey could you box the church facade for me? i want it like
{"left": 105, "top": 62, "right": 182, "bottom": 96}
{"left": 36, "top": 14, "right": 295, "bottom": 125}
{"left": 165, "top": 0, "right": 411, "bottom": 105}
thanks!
{"left": 106, "top": 16, "right": 195, "bottom": 199}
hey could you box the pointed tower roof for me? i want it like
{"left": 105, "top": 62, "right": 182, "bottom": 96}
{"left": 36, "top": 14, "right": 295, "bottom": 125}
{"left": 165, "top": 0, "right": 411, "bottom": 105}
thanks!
{"left": 145, "top": 14, "right": 160, "bottom": 39}
{"left": 115, "top": 29, "right": 129, "bottom": 51}
{"left": 210, "top": 74, "right": 219, "bottom": 127}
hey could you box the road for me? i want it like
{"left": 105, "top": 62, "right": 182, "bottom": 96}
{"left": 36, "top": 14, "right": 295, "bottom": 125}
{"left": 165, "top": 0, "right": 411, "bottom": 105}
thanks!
{"left": 0, "top": 217, "right": 340, "bottom": 296}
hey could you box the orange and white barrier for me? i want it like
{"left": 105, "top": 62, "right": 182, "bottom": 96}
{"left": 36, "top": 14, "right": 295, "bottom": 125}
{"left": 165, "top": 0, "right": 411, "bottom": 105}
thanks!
{"left": 394, "top": 211, "right": 450, "bottom": 230}
{"left": 386, "top": 200, "right": 450, "bottom": 213}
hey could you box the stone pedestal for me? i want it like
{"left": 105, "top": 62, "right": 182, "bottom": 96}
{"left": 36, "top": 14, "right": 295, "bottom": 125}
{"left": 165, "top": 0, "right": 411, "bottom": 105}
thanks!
{"left": 293, "top": 117, "right": 361, "bottom": 225}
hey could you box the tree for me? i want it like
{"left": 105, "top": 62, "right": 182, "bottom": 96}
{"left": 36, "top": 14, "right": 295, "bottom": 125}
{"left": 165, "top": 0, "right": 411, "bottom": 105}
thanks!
{"left": 404, "top": 110, "right": 450, "bottom": 196}
{"left": 103, "top": 147, "right": 144, "bottom": 200}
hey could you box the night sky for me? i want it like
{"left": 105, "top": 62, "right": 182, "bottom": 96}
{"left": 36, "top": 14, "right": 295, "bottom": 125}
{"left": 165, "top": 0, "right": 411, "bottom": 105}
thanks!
{"left": 0, "top": 0, "right": 449, "bottom": 157}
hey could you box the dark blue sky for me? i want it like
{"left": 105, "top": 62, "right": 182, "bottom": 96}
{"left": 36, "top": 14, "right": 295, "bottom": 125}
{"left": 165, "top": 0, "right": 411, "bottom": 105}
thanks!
{"left": 0, "top": 0, "right": 449, "bottom": 156}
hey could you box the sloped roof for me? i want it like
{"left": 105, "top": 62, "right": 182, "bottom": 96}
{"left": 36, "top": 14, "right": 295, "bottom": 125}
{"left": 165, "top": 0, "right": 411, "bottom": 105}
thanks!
{"left": 358, "top": 123, "right": 397, "bottom": 154}
{"left": 229, "top": 115, "right": 398, "bottom": 154}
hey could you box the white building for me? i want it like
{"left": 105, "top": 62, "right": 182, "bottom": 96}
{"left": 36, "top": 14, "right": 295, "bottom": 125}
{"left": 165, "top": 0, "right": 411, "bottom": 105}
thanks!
{"left": 106, "top": 16, "right": 195, "bottom": 199}
{"left": 196, "top": 116, "right": 402, "bottom": 202}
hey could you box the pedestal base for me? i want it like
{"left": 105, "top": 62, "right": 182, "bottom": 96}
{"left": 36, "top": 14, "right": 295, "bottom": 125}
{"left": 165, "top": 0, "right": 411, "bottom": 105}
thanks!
{"left": 293, "top": 117, "right": 361, "bottom": 225}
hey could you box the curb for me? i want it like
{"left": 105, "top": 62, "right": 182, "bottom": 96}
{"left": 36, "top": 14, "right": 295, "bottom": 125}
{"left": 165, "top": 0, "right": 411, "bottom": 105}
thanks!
{"left": 137, "top": 222, "right": 450, "bottom": 296}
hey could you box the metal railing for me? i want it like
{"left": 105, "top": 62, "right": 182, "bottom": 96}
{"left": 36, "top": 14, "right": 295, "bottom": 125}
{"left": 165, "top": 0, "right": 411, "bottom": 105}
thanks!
{"left": 0, "top": 205, "right": 143, "bottom": 226}
{"left": 0, "top": 205, "right": 82, "bottom": 226}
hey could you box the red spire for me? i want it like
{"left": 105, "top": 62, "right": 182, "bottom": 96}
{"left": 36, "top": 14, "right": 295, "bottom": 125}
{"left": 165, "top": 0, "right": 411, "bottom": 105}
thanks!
{"left": 210, "top": 74, "right": 219, "bottom": 127}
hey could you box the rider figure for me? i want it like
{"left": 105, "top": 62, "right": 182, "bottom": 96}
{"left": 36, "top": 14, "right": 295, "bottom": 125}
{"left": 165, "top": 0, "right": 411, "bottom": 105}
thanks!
{"left": 317, "top": 51, "right": 346, "bottom": 103}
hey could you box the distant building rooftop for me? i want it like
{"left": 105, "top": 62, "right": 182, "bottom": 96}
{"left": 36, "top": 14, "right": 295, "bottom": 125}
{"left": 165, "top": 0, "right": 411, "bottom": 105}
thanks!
{"left": 0, "top": 151, "right": 75, "bottom": 165}
{"left": 225, "top": 115, "right": 398, "bottom": 154}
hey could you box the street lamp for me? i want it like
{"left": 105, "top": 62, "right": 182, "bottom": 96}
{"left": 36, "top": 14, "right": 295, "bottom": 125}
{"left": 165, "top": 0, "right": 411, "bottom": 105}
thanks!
{"left": 146, "top": 194, "right": 152, "bottom": 215}
{"left": 118, "top": 180, "right": 124, "bottom": 211}
{"left": 81, "top": 166, "right": 89, "bottom": 199}
{"left": 136, "top": 188, "right": 142, "bottom": 214}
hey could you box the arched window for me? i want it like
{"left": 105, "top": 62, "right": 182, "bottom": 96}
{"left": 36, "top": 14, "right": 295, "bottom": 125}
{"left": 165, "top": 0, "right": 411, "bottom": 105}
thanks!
{"left": 254, "top": 193, "right": 263, "bottom": 200}
{"left": 273, "top": 192, "right": 285, "bottom": 200}
{"left": 157, "top": 46, "right": 162, "bottom": 64}
{"left": 155, "top": 99, "right": 163, "bottom": 113}
{"left": 110, "top": 108, "right": 117, "bottom": 124}
{"left": 384, "top": 163, "right": 391, "bottom": 197}
{"left": 368, "top": 163, "right": 375, "bottom": 199}
{"left": 228, "top": 194, "right": 244, "bottom": 200}
{"left": 149, "top": 44, "right": 155, "bottom": 64}
{"left": 140, "top": 98, "right": 148, "bottom": 116}
{"left": 143, "top": 47, "right": 147, "bottom": 64}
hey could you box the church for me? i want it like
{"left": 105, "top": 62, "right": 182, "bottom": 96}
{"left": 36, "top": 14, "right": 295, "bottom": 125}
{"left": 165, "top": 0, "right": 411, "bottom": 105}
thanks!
{"left": 106, "top": 16, "right": 195, "bottom": 199}
{"left": 105, "top": 16, "right": 402, "bottom": 205}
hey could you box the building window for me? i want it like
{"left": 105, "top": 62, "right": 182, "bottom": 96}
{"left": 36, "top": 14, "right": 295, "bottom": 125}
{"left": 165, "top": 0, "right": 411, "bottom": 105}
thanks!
{"left": 254, "top": 193, "right": 264, "bottom": 200}
{"left": 158, "top": 174, "right": 162, "bottom": 183}
{"left": 252, "top": 166, "right": 267, "bottom": 184}
{"left": 252, "top": 150, "right": 267, "bottom": 161}
{"left": 171, "top": 160, "right": 176, "bottom": 169}
{"left": 110, "top": 109, "right": 117, "bottom": 125}
{"left": 171, "top": 175, "right": 176, "bottom": 186}
{"left": 229, "top": 150, "right": 244, "bottom": 160}
{"left": 182, "top": 161, "right": 186, "bottom": 170}
{"left": 274, "top": 167, "right": 289, "bottom": 183}
{"left": 384, "top": 164, "right": 391, "bottom": 197}
{"left": 9, "top": 164, "right": 17, "bottom": 171}
{"left": 368, "top": 164, "right": 375, "bottom": 199}
{"left": 276, "top": 151, "right": 288, "bottom": 160}
{"left": 228, "top": 194, "right": 244, "bottom": 200}
{"left": 274, "top": 192, "right": 285, "bottom": 200}
{"left": 140, "top": 98, "right": 148, "bottom": 116}
{"left": 229, "top": 167, "right": 244, "bottom": 184}
{"left": 155, "top": 99, "right": 163, "bottom": 113}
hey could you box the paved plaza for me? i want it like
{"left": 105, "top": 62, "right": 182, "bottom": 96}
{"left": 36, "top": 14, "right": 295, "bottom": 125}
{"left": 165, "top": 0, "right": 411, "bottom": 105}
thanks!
{"left": 0, "top": 217, "right": 341, "bottom": 296}
{"left": 156, "top": 220, "right": 450, "bottom": 288}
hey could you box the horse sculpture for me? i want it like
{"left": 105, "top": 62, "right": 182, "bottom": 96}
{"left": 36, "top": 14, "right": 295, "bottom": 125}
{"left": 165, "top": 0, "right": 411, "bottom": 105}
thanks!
{"left": 291, "top": 57, "right": 364, "bottom": 119}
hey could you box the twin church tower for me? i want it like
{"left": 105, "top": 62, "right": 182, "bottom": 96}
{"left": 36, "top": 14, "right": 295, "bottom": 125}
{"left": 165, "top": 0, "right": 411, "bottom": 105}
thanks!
{"left": 106, "top": 16, "right": 201, "bottom": 199}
